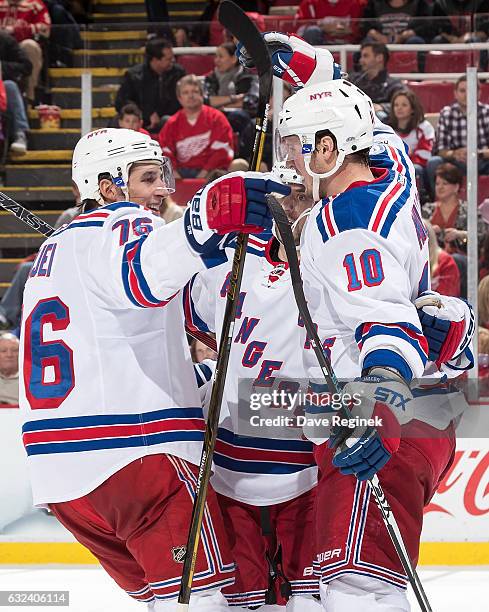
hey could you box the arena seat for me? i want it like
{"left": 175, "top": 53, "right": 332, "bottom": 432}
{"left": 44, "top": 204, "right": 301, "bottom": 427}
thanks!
{"left": 174, "top": 179, "right": 206, "bottom": 206}
{"left": 178, "top": 54, "right": 215, "bottom": 76}
{"left": 425, "top": 50, "right": 479, "bottom": 73}
{"left": 388, "top": 51, "right": 418, "bottom": 73}
{"left": 481, "top": 82, "right": 489, "bottom": 103}
{"left": 458, "top": 176, "right": 489, "bottom": 203}
{"left": 406, "top": 81, "right": 455, "bottom": 113}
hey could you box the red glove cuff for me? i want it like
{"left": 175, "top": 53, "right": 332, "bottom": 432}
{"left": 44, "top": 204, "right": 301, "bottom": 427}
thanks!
{"left": 206, "top": 176, "right": 263, "bottom": 235}
{"left": 435, "top": 319, "right": 465, "bottom": 367}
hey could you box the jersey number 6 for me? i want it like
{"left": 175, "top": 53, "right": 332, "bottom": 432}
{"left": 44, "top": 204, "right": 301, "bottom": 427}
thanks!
{"left": 343, "top": 249, "right": 384, "bottom": 292}
{"left": 23, "top": 297, "right": 75, "bottom": 409}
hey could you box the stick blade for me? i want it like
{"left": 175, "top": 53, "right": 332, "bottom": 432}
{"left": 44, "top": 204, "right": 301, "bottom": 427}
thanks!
{"left": 218, "top": 0, "right": 271, "bottom": 78}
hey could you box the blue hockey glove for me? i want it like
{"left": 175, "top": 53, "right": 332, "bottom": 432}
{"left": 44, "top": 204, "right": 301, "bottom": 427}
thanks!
{"left": 415, "top": 291, "right": 475, "bottom": 367}
{"left": 329, "top": 369, "right": 414, "bottom": 481}
{"left": 236, "top": 32, "right": 342, "bottom": 88}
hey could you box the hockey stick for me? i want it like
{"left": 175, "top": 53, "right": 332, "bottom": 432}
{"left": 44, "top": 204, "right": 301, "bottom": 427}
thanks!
{"left": 0, "top": 192, "right": 219, "bottom": 352}
{"left": 266, "top": 194, "right": 433, "bottom": 612}
{"left": 177, "top": 2, "right": 272, "bottom": 608}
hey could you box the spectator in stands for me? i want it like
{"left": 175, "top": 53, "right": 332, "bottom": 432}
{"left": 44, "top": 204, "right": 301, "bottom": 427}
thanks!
{"left": 426, "top": 220, "right": 461, "bottom": 297}
{"left": 431, "top": 0, "right": 489, "bottom": 44}
{"left": 479, "top": 276, "right": 489, "bottom": 328}
{"left": 0, "top": 261, "right": 33, "bottom": 331}
{"left": 0, "top": 31, "right": 32, "bottom": 153}
{"left": 360, "top": 0, "right": 434, "bottom": 44}
{"left": 295, "top": 0, "right": 367, "bottom": 45}
{"left": 115, "top": 38, "right": 186, "bottom": 135}
{"left": 426, "top": 75, "right": 489, "bottom": 198}
{"left": 174, "top": 26, "right": 192, "bottom": 47}
{"left": 0, "top": 0, "right": 51, "bottom": 103}
{"left": 53, "top": 180, "right": 81, "bottom": 228}
{"left": 0, "top": 332, "right": 19, "bottom": 404}
{"left": 423, "top": 162, "right": 487, "bottom": 253}
{"left": 203, "top": 42, "right": 258, "bottom": 135}
{"left": 158, "top": 74, "right": 234, "bottom": 179}
{"left": 117, "top": 103, "right": 150, "bottom": 135}
{"left": 349, "top": 42, "right": 404, "bottom": 120}
{"left": 388, "top": 89, "right": 434, "bottom": 169}
{"left": 44, "top": 0, "right": 82, "bottom": 68}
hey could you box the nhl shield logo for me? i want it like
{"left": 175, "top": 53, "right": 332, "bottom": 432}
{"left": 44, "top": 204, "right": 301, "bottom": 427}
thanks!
{"left": 172, "top": 545, "right": 187, "bottom": 564}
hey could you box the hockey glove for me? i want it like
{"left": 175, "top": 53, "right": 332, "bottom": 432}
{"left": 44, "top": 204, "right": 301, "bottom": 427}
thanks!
{"left": 415, "top": 290, "right": 475, "bottom": 367}
{"left": 184, "top": 171, "right": 290, "bottom": 264}
{"left": 329, "top": 369, "right": 414, "bottom": 481}
{"left": 236, "top": 32, "right": 342, "bottom": 89}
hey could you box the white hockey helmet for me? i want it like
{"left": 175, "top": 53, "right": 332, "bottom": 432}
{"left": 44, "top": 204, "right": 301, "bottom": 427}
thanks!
{"left": 276, "top": 79, "right": 375, "bottom": 199}
{"left": 72, "top": 128, "right": 175, "bottom": 204}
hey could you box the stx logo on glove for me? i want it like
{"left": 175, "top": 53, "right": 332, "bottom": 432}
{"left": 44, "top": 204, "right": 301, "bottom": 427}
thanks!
{"left": 374, "top": 386, "right": 411, "bottom": 411}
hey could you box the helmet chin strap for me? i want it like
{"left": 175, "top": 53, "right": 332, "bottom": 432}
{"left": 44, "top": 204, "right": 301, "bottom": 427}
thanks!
{"left": 303, "top": 151, "right": 346, "bottom": 202}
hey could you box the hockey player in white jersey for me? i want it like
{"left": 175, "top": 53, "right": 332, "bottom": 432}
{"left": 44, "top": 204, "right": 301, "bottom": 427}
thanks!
{"left": 18, "top": 128, "right": 288, "bottom": 611}
{"left": 237, "top": 33, "right": 475, "bottom": 612}
{"left": 185, "top": 167, "right": 321, "bottom": 611}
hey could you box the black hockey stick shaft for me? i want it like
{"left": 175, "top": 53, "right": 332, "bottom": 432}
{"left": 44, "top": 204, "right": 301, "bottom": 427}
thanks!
{"left": 0, "top": 192, "right": 219, "bottom": 352}
{"left": 0, "top": 191, "right": 55, "bottom": 237}
{"left": 266, "top": 195, "right": 433, "bottom": 612}
{"left": 177, "top": 2, "right": 272, "bottom": 607}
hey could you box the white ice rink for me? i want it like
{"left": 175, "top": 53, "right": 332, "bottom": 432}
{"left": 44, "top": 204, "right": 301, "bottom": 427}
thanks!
{"left": 0, "top": 566, "right": 487, "bottom": 611}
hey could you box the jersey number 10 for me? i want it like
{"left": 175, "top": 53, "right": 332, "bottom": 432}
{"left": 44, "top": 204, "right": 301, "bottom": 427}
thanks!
{"left": 343, "top": 249, "right": 384, "bottom": 292}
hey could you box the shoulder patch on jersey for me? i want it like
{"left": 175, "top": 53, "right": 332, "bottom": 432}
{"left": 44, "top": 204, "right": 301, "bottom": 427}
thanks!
{"left": 316, "top": 168, "right": 411, "bottom": 242}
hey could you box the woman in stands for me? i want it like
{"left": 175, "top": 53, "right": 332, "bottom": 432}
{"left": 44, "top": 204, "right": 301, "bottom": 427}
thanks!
{"left": 388, "top": 88, "right": 434, "bottom": 173}
{"left": 423, "top": 162, "right": 487, "bottom": 254}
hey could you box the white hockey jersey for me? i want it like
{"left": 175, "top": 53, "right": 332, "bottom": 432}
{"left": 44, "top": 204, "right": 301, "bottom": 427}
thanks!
{"left": 300, "top": 123, "right": 472, "bottom": 410}
{"left": 19, "top": 203, "right": 208, "bottom": 505}
{"left": 186, "top": 235, "right": 317, "bottom": 506}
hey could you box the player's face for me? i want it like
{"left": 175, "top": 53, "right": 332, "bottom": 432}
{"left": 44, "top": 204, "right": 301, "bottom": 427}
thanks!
{"left": 128, "top": 162, "right": 172, "bottom": 214}
{"left": 276, "top": 136, "right": 314, "bottom": 194}
{"left": 281, "top": 184, "right": 310, "bottom": 223}
{"left": 193, "top": 339, "right": 217, "bottom": 362}
{"left": 393, "top": 95, "right": 412, "bottom": 122}
{"left": 281, "top": 184, "right": 312, "bottom": 245}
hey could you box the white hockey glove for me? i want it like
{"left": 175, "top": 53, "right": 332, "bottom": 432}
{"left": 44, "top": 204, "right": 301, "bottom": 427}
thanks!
{"left": 415, "top": 290, "right": 475, "bottom": 368}
{"left": 329, "top": 368, "right": 414, "bottom": 481}
{"left": 184, "top": 171, "right": 289, "bottom": 267}
{"left": 236, "top": 32, "right": 342, "bottom": 89}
